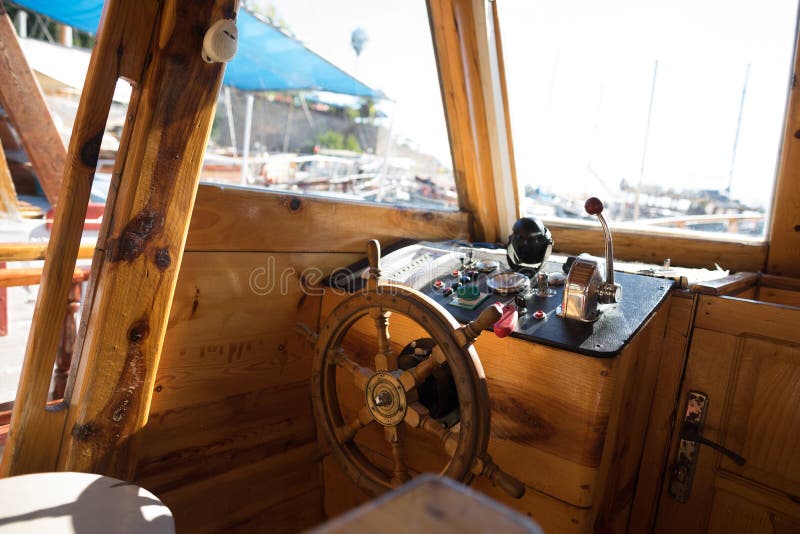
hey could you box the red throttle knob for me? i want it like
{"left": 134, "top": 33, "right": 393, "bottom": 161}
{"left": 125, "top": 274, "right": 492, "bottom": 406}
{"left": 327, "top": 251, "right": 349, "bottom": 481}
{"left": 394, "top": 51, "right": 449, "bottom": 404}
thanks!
{"left": 585, "top": 197, "right": 604, "bottom": 215}
{"left": 493, "top": 303, "right": 519, "bottom": 338}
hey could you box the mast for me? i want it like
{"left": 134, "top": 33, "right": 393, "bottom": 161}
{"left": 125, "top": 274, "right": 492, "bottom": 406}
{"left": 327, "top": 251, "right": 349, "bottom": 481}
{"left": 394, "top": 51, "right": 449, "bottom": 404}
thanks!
{"left": 726, "top": 63, "right": 750, "bottom": 197}
{"left": 633, "top": 60, "right": 658, "bottom": 222}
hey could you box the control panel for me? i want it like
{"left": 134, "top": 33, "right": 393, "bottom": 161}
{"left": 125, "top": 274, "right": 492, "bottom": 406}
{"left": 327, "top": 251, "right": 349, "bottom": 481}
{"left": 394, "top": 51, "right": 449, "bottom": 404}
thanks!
{"left": 332, "top": 240, "right": 673, "bottom": 358}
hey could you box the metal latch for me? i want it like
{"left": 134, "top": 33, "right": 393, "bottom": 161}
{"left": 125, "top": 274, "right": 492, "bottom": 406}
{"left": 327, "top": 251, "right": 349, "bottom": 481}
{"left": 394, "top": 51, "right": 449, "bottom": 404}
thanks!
{"left": 669, "top": 391, "right": 746, "bottom": 503}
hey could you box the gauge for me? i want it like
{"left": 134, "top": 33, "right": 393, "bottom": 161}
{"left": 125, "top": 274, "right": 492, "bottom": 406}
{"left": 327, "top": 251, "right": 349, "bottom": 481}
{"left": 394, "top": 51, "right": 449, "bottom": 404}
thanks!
{"left": 487, "top": 272, "right": 530, "bottom": 294}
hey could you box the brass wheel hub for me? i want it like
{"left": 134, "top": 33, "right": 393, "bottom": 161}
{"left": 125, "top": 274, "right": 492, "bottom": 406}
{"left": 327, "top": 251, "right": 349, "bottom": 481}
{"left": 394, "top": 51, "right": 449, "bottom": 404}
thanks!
{"left": 365, "top": 371, "right": 407, "bottom": 426}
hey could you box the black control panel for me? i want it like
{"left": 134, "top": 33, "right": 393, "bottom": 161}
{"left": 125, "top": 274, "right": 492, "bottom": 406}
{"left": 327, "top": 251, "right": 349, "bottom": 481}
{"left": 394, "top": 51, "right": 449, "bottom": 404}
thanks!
{"left": 330, "top": 241, "right": 673, "bottom": 358}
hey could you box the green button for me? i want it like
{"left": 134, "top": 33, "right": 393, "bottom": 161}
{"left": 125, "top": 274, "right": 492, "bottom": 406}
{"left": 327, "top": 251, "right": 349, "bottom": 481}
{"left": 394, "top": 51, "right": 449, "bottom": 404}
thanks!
{"left": 457, "top": 284, "right": 480, "bottom": 299}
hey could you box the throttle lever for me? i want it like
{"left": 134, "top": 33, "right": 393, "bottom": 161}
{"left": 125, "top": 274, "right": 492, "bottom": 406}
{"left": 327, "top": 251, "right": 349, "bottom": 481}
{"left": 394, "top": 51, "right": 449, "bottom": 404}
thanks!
{"left": 493, "top": 303, "right": 518, "bottom": 338}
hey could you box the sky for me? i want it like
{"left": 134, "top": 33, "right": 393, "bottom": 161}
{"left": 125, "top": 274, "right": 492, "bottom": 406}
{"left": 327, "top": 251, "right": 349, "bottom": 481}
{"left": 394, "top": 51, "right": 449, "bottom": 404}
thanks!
{"left": 253, "top": 0, "right": 799, "bottom": 209}
{"left": 496, "top": 0, "right": 797, "bottom": 209}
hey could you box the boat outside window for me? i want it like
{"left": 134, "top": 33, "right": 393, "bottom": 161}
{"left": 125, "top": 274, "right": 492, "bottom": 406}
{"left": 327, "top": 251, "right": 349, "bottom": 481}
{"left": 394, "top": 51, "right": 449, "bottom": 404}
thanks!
{"left": 497, "top": 0, "right": 799, "bottom": 239}
{"left": 209, "top": 0, "right": 457, "bottom": 211}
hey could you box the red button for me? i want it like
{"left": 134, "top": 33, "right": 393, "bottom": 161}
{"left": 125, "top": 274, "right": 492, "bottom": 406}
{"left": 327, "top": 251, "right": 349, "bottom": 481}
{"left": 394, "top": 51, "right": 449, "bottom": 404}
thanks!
{"left": 533, "top": 310, "right": 545, "bottom": 320}
{"left": 433, "top": 280, "right": 444, "bottom": 289}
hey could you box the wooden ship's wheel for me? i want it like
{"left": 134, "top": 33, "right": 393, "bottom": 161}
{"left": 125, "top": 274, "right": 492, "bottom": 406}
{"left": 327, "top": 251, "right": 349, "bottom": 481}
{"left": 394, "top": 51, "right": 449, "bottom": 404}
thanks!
{"left": 311, "top": 240, "right": 525, "bottom": 498}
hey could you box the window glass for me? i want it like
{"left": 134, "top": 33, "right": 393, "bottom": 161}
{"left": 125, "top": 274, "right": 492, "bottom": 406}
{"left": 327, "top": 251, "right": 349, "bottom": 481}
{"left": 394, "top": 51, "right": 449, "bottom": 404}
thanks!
{"left": 0, "top": 1, "right": 455, "bottom": 404}
{"left": 498, "top": 0, "right": 798, "bottom": 237}
{"left": 208, "top": 0, "right": 457, "bottom": 210}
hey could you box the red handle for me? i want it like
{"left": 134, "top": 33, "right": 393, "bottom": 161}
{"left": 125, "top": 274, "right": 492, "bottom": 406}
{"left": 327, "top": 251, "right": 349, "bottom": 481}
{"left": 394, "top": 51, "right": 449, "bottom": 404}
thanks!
{"left": 585, "top": 197, "right": 604, "bottom": 215}
{"left": 493, "top": 303, "right": 518, "bottom": 338}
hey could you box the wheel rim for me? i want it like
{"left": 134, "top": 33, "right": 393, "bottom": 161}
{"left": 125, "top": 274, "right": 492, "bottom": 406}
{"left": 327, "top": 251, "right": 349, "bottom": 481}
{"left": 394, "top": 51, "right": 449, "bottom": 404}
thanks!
{"left": 311, "top": 283, "right": 490, "bottom": 497}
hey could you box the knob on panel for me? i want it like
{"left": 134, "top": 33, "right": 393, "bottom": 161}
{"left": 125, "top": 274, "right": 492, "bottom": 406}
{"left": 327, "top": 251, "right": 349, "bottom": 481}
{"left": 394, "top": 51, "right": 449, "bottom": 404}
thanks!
{"left": 584, "top": 197, "right": 604, "bottom": 215}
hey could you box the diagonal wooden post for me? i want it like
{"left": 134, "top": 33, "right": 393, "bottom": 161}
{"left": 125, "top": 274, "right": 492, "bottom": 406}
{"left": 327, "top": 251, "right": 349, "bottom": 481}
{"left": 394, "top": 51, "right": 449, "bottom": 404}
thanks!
{"left": 0, "top": 137, "right": 19, "bottom": 219}
{"left": 2, "top": 0, "right": 238, "bottom": 478}
{"left": 0, "top": 0, "right": 161, "bottom": 477}
{"left": 0, "top": 6, "right": 66, "bottom": 207}
{"left": 57, "top": 0, "right": 239, "bottom": 479}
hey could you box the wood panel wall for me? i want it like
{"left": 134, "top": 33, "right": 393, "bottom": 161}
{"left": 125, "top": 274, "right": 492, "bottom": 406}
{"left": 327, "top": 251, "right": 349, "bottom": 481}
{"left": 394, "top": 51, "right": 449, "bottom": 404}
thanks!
{"left": 131, "top": 185, "right": 469, "bottom": 532}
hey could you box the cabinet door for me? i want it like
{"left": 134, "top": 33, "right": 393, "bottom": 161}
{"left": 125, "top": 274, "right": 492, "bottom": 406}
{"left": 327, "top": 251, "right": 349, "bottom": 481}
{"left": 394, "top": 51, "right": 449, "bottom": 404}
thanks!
{"left": 653, "top": 297, "right": 800, "bottom": 534}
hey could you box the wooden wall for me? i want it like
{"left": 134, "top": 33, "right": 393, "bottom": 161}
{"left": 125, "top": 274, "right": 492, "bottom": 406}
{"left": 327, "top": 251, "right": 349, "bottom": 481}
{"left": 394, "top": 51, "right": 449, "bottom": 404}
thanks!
{"left": 132, "top": 184, "right": 469, "bottom": 532}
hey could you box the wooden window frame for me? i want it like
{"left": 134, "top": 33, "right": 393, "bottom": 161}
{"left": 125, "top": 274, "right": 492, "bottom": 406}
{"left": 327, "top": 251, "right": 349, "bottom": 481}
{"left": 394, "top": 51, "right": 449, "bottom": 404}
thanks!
{"left": 434, "top": 0, "right": 799, "bottom": 273}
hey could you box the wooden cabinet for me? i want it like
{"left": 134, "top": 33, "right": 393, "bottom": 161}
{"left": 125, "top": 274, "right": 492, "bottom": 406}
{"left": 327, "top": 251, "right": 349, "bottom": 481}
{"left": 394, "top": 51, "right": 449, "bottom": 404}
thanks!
{"left": 653, "top": 295, "right": 800, "bottom": 533}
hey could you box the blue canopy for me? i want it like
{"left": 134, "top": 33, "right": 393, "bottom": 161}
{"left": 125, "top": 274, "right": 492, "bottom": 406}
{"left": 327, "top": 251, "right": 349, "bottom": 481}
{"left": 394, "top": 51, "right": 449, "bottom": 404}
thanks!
{"left": 12, "top": 0, "right": 382, "bottom": 98}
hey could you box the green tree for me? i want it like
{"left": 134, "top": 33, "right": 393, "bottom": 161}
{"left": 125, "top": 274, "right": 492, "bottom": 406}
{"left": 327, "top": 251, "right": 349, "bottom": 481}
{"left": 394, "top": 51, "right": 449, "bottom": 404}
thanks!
{"left": 344, "top": 134, "right": 361, "bottom": 152}
{"left": 315, "top": 131, "right": 362, "bottom": 152}
{"left": 316, "top": 130, "right": 345, "bottom": 149}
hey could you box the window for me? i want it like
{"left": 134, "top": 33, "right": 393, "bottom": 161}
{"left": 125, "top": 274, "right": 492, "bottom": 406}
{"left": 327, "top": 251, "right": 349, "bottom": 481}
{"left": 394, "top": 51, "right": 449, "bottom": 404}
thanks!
{"left": 207, "top": 0, "right": 457, "bottom": 210}
{"left": 497, "top": 0, "right": 799, "bottom": 238}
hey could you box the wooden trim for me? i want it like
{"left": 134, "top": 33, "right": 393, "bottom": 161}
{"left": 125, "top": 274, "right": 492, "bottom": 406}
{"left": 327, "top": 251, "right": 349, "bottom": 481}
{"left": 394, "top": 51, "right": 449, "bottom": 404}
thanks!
{"left": 0, "top": 137, "right": 19, "bottom": 218}
{"left": 759, "top": 273, "right": 800, "bottom": 291}
{"left": 0, "top": 6, "right": 66, "bottom": 206}
{"left": 549, "top": 221, "right": 768, "bottom": 273}
{"left": 491, "top": 1, "right": 521, "bottom": 227}
{"left": 472, "top": 0, "right": 518, "bottom": 239}
{"left": 628, "top": 293, "right": 696, "bottom": 533}
{"left": 0, "top": 242, "right": 95, "bottom": 262}
{"left": 695, "top": 294, "right": 800, "bottom": 343}
{"left": 186, "top": 185, "right": 470, "bottom": 253}
{"left": 768, "top": 26, "right": 800, "bottom": 276}
{"left": 0, "top": 266, "right": 89, "bottom": 288}
{"left": 689, "top": 272, "right": 759, "bottom": 296}
{"left": 0, "top": 0, "right": 160, "bottom": 477}
{"left": 429, "top": 0, "right": 501, "bottom": 242}
{"left": 56, "top": 0, "right": 238, "bottom": 479}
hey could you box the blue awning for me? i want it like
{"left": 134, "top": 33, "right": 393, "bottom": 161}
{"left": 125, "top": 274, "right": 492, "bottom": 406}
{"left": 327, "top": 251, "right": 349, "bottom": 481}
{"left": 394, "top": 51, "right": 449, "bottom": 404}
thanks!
{"left": 12, "top": 1, "right": 382, "bottom": 98}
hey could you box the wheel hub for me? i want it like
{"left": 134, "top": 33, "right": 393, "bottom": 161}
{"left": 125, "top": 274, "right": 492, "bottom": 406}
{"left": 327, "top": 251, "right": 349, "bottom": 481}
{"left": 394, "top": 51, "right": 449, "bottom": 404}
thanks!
{"left": 365, "top": 371, "right": 407, "bottom": 426}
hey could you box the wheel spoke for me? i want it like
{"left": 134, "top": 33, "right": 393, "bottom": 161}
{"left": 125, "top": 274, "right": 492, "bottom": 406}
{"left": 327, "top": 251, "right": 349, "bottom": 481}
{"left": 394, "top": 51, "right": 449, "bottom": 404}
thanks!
{"left": 404, "top": 402, "right": 459, "bottom": 456}
{"left": 397, "top": 346, "right": 447, "bottom": 392}
{"left": 335, "top": 406, "right": 374, "bottom": 443}
{"left": 330, "top": 348, "right": 373, "bottom": 391}
{"left": 385, "top": 426, "right": 410, "bottom": 486}
{"left": 369, "top": 308, "right": 396, "bottom": 371}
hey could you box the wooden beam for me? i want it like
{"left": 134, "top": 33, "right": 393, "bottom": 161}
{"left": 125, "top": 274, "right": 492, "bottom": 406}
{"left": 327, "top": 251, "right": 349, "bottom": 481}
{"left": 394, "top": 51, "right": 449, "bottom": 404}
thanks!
{"left": 0, "top": 137, "right": 19, "bottom": 219}
{"left": 550, "top": 222, "right": 768, "bottom": 273}
{"left": 0, "top": 115, "right": 21, "bottom": 152}
{"left": 0, "top": 266, "right": 89, "bottom": 289}
{"left": 0, "top": 0, "right": 160, "bottom": 477}
{"left": 768, "top": 34, "right": 800, "bottom": 276}
{"left": 490, "top": 0, "right": 521, "bottom": 229}
{"left": 0, "top": 6, "right": 65, "bottom": 206}
{"left": 429, "top": 0, "right": 501, "bottom": 242}
{"left": 0, "top": 242, "right": 95, "bottom": 262}
{"left": 186, "top": 185, "right": 470, "bottom": 253}
{"left": 470, "top": 0, "right": 518, "bottom": 239}
{"left": 57, "top": 0, "right": 238, "bottom": 479}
